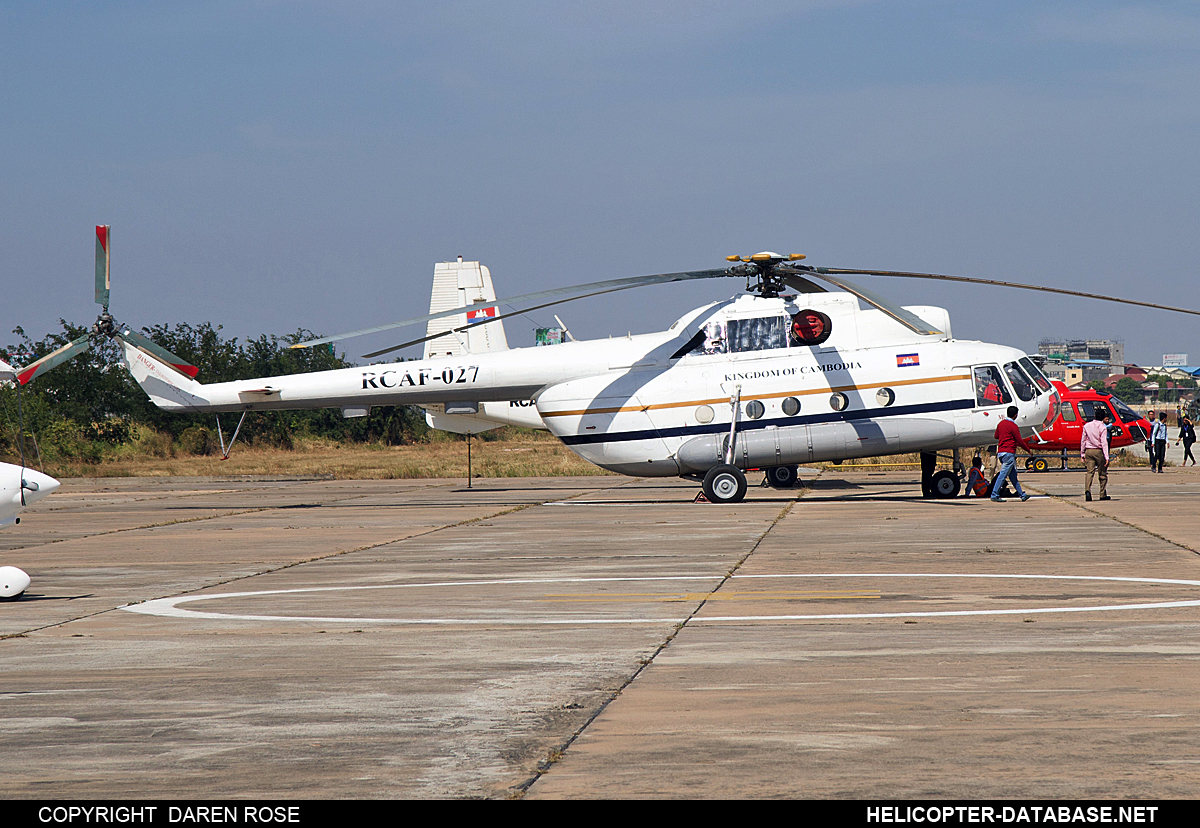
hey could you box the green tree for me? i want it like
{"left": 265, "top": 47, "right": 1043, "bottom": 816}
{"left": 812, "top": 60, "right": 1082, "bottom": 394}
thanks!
{"left": 1113, "top": 376, "right": 1143, "bottom": 404}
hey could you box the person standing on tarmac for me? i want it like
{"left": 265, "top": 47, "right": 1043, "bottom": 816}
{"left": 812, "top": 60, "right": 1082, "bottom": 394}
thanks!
{"left": 1177, "top": 413, "right": 1196, "bottom": 466}
{"left": 1150, "top": 411, "right": 1169, "bottom": 472}
{"left": 991, "top": 405, "right": 1035, "bottom": 503}
{"left": 1081, "top": 408, "right": 1111, "bottom": 501}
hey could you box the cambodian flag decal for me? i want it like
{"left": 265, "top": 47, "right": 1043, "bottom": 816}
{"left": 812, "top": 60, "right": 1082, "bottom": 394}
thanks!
{"left": 467, "top": 306, "right": 497, "bottom": 321}
{"left": 896, "top": 353, "right": 919, "bottom": 367}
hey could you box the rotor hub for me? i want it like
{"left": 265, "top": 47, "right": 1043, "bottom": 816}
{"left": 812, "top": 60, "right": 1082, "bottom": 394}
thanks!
{"left": 92, "top": 312, "right": 117, "bottom": 339}
{"left": 725, "top": 252, "right": 808, "bottom": 297}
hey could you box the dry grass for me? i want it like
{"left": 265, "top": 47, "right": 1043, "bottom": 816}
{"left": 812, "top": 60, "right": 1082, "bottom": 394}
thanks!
{"left": 19, "top": 433, "right": 615, "bottom": 480}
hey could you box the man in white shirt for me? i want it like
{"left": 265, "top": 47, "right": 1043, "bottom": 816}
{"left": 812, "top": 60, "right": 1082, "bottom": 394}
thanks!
{"left": 1150, "top": 411, "right": 1169, "bottom": 472}
{"left": 1080, "top": 409, "right": 1110, "bottom": 501}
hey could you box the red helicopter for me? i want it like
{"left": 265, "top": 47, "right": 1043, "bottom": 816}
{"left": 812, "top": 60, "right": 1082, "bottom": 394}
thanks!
{"left": 1019, "top": 380, "right": 1152, "bottom": 470}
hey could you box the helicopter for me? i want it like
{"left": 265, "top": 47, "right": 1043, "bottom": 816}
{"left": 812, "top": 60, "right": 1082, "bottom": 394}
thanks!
{"left": 18, "top": 229, "right": 1200, "bottom": 504}
{"left": 1014, "top": 381, "right": 1152, "bottom": 472}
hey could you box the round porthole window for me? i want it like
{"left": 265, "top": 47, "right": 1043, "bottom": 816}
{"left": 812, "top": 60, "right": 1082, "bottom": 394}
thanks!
{"left": 876, "top": 387, "right": 895, "bottom": 407}
{"left": 695, "top": 404, "right": 714, "bottom": 424}
{"left": 830, "top": 392, "right": 849, "bottom": 412}
{"left": 745, "top": 400, "right": 765, "bottom": 420}
{"left": 782, "top": 397, "right": 801, "bottom": 416}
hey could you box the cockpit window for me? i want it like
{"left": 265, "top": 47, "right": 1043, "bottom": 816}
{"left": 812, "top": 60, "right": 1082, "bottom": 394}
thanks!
{"left": 1111, "top": 397, "right": 1141, "bottom": 424}
{"left": 974, "top": 365, "right": 1012, "bottom": 407}
{"left": 1018, "top": 357, "right": 1052, "bottom": 392}
{"left": 1004, "top": 362, "right": 1036, "bottom": 402}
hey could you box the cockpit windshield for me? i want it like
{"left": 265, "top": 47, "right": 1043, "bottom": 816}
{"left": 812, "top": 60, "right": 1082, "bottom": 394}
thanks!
{"left": 1018, "top": 357, "right": 1052, "bottom": 392}
{"left": 1111, "top": 397, "right": 1141, "bottom": 424}
{"left": 1004, "top": 361, "right": 1037, "bottom": 402}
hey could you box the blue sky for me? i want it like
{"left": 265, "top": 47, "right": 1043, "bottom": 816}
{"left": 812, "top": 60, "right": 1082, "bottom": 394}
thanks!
{"left": 4, "top": 1, "right": 1200, "bottom": 366}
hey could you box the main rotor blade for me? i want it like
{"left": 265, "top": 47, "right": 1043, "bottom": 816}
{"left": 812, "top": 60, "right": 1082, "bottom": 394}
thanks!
{"left": 780, "top": 267, "right": 943, "bottom": 336}
{"left": 292, "top": 268, "right": 733, "bottom": 350}
{"left": 96, "top": 225, "right": 111, "bottom": 309}
{"left": 117, "top": 328, "right": 200, "bottom": 379}
{"left": 815, "top": 268, "right": 1200, "bottom": 318}
{"left": 15, "top": 334, "right": 93, "bottom": 385}
{"left": 361, "top": 283, "right": 642, "bottom": 358}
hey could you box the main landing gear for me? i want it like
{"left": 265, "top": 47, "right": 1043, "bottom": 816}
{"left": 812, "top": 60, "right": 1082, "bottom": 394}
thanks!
{"left": 764, "top": 464, "right": 799, "bottom": 489}
{"left": 921, "top": 451, "right": 961, "bottom": 499}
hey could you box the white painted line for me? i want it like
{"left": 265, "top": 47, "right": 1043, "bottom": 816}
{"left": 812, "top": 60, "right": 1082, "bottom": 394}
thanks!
{"left": 120, "top": 574, "right": 1200, "bottom": 626}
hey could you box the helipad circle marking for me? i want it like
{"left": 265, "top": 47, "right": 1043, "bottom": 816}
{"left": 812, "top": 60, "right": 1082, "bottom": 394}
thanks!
{"left": 120, "top": 573, "right": 1200, "bottom": 625}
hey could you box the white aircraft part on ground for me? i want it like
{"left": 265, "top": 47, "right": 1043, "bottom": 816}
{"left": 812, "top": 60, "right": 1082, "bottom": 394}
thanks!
{"left": 0, "top": 565, "right": 31, "bottom": 599}
{"left": 1, "top": 463, "right": 60, "bottom": 529}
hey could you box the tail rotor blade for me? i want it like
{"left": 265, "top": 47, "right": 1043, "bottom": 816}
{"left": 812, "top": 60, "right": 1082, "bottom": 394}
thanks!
{"left": 116, "top": 328, "right": 200, "bottom": 379}
{"left": 95, "top": 225, "right": 111, "bottom": 310}
{"left": 15, "top": 334, "right": 93, "bottom": 385}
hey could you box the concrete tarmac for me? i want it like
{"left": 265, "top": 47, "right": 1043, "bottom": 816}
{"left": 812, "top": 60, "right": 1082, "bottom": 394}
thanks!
{"left": 2, "top": 466, "right": 1200, "bottom": 799}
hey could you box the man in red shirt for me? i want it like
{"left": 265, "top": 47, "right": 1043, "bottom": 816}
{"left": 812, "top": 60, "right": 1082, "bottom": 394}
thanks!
{"left": 991, "top": 405, "right": 1035, "bottom": 502}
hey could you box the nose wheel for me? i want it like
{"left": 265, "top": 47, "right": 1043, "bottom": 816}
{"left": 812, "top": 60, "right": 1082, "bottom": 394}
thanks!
{"left": 703, "top": 464, "right": 748, "bottom": 503}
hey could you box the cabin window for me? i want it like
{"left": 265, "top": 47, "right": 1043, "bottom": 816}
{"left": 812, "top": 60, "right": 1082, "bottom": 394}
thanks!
{"left": 1004, "top": 362, "right": 1037, "bottom": 402}
{"left": 782, "top": 397, "right": 801, "bottom": 416}
{"left": 727, "top": 316, "right": 788, "bottom": 353}
{"left": 1058, "top": 402, "right": 1077, "bottom": 422}
{"left": 876, "top": 387, "right": 895, "bottom": 407}
{"left": 745, "top": 400, "right": 765, "bottom": 419}
{"left": 830, "top": 392, "right": 849, "bottom": 412}
{"left": 1079, "top": 400, "right": 1113, "bottom": 422}
{"left": 691, "top": 320, "right": 729, "bottom": 355}
{"left": 974, "top": 366, "right": 1012, "bottom": 407}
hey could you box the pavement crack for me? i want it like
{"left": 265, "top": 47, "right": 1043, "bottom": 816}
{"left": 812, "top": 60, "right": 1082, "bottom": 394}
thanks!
{"left": 511, "top": 487, "right": 804, "bottom": 798}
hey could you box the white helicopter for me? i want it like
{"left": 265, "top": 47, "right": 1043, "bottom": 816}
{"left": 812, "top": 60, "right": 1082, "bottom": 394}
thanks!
{"left": 18, "top": 228, "right": 1200, "bottom": 504}
{"left": 0, "top": 359, "right": 61, "bottom": 600}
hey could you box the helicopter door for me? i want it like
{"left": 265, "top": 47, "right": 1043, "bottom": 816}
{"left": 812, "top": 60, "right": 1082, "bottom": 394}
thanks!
{"left": 969, "top": 364, "right": 1014, "bottom": 441}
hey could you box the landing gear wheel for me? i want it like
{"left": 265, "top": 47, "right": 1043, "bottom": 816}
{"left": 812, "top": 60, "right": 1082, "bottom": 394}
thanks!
{"left": 765, "top": 465, "right": 798, "bottom": 489}
{"left": 1024, "top": 457, "right": 1035, "bottom": 471}
{"left": 0, "top": 591, "right": 25, "bottom": 602}
{"left": 703, "top": 464, "right": 748, "bottom": 504}
{"left": 1033, "top": 457, "right": 1048, "bottom": 472}
{"left": 931, "top": 470, "right": 961, "bottom": 498}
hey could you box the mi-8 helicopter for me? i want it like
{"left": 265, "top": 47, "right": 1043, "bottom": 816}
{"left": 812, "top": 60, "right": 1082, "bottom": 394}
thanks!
{"left": 16, "top": 228, "right": 1200, "bottom": 504}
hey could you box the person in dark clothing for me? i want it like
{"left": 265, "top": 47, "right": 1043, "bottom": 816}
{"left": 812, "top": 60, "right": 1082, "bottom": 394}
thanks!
{"left": 1177, "top": 414, "right": 1196, "bottom": 466}
{"left": 1149, "top": 411, "right": 1169, "bottom": 472}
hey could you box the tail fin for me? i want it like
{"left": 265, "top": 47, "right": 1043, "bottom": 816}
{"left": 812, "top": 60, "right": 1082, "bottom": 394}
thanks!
{"left": 423, "top": 258, "right": 509, "bottom": 359}
{"left": 121, "top": 339, "right": 212, "bottom": 412}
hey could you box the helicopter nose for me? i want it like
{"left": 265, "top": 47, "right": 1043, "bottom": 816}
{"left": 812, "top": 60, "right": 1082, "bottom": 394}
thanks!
{"left": 21, "top": 469, "right": 60, "bottom": 505}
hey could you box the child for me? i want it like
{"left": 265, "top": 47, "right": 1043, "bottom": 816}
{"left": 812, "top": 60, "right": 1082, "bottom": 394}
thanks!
{"left": 966, "top": 456, "right": 990, "bottom": 497}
